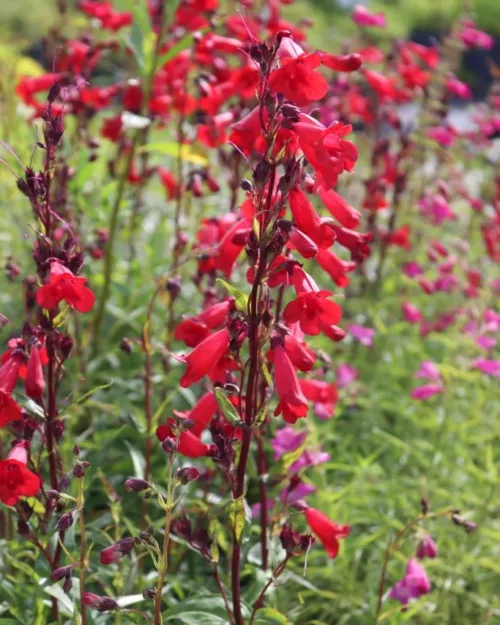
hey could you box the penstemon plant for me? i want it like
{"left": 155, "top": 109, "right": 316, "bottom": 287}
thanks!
{"left": 0, "top": 1, "right": 497, "bottom": 624}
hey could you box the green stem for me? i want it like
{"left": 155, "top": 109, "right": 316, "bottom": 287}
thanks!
{"left": 154, "top": 452, "right": 176, "bottom": 625}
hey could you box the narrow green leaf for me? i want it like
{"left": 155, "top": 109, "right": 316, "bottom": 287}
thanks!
{"left": 253, "top": 608, "right": 292, "bottom": 625}
{"left": 214, "top": 388, "right": 242, "bottom": 426}
{"left": 228, "top": 496, "right": 246, "bottom": 543}
{"left": 216, "top": 278, "right": 249, "bottom": 313}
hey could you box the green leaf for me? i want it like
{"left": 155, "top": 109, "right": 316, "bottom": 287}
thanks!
{"left": 253, "top": 608, "right": 292, "bottom": 625}
{"left": 228, "top": 496, "right": 246, "bottom": 543}
{"left": 164, "top": 595, "right": 249, "bottom": 624}
{"left": 156, "top": 32, "right": 196, "bottom": 68}
{"left": 139, "top": 141, "right": 208, "bottom": 166}
{"left": 125, "top": 442, "right": 146, "bottom": 478}
{"left": 214, "top": 388, "right": 242, "bottom": 426}
{"left": 216, "top": 278, "right": 249, "bottom": 313}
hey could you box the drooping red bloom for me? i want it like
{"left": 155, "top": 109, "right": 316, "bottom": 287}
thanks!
{"left": 173, "top": 391, "right": 219, "bottom": 437}
{"left": 273, "top": 345, "right": 309, "bottom": 424}
{"left": 79, "top": 1, "right": 132, "bottom": 31}
{"left": 318, "top": 188, "right": 360, "bottom": 229}
{"left": 0, "top": 351, "right": 23, "bottom": 394}
{"left": 16, "top": 73, "right": 64, "bottom": 106}
{"left": 101, "top": 114, "right": 123, "bottom": 142}
{"left": 289, "top": 188, "right": 336, "bottom": 249}
{"left": 283, "top": 332, "right": 316, "bottom": 372}
{"left": 330, "top": 225, "right": 373, "bottom": 261}
{"left": 100, "top": 538, "right": 135, "bottom": 565}
{"left": 319, "top": 52, "right": 363, "bottom": 73}
{"left": 156, "top": 419, "right": 211, "bottom": 458}
{"left": 299, "top": 379, "right": 338, "bottom": 405}
{"left": 283, "top": 266, "right": 342, "bottom": 336}
{"left": 25, "top": 346, "right": 45, "bottom": 399}
{"left": 37, "top": 262, "right": 95, "bottom": 313}
{"left": 269, "top": 52, "right": 328, "bottom": 107}
{"left": 316, "top": 249, "right": 356, "bottom": 288}
{"left": 305, "top": 507, "right": 350, "bottom": 558}
{"left": 0, "top": 444, "right": 41, "bottom": 506}
{"left": 0, "top": 392, "right": 22, "bottom": 428}
{"left": 294, "top": 116, "right": 358, "bottom": 190}
{"left": 180, "top": 328, "right": 230, "bottom": 388}
{"left": 287, "top": 227, "right": 318, "bottom": 259}
{"left": 384, "top": 224, "right": 411, "bottom": 249}
{"left": 174, "top": 301, "right": 231, "bottom": 348}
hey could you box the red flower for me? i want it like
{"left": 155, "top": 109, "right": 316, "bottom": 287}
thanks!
{"left": 288, "top": 227, "right": 318, "bottom": 259}
{"left": 25, "top": 346, "right": 45, "bottom": 399}
{"left": 283, "top": 333, "right": 316, "bottom": 372}
{"left": 305, "top": 507, "right": 350, "bottom": 558}
{"left": 320, "top": 52, "right": 362, "bottom": 72}
{"left": 289, "top": 188, "right": 336, "bottom": 249}
{"left": 174, "top": 301, "right": 231, "bottom": 348}
{"left": 173, "top": 391, "right": 219, "bottom": 437}
{"left": 316, "top": 249, "right": 356, "bottom": 288}
{"left": 0, "top": 392, "right": 22, "bottom": 428}
{"left": 385, "top": 224, "right": 411, "bottom": 249}
{"left": 269, "top": 52, "right": 328, "bottom": 106}
{"left": 294, "top": 116, "right": 358, "bottom": 190}
{"left": 158, "top": 168, "right": 180, "bottom": 200}
{"left": 156, "top": 419, "right": 211, "bottom": 458}
{"left": 180, "top": 328, "right": 230, "bottom": 388}
{"left": 37, "top": 262, "right": 95, "bottom": 313}
{"left": 318, "top": 189, "right": 360, "bottom": 229}
{"left": 0, "top": 444, "right": 41, "bottom": 506}
{"left": 0, "top": 351, "right": 23, "bottom": 393}
{"left": 102, "top": 114, "right": 123, "bottom": 142}
{"left": 299, "top": 379, "right": 338, "bottom": 405}
{"left": 273, "top": 345, "right": 309, "bottom": 424}
{"left": 330, "top": 225, "right": 372, "bottom": 261}
{"left": 283, "top": 266, "right": 342, "bottom": 336}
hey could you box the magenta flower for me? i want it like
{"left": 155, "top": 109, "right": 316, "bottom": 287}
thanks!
{"left": 290, "top": 448, "right": 330, "bottom": 474}
{"left": 427, "top": 125, "right": 456, "bottom": 148}
{"left": 473, "top": 359, "right": 500, "bottom": 378}
{"left": 416, "top": 535, "right": 438, "bottom": 560}
{"left": 415, "top": 361, "right": 441, "bottom": 382}
{"left": 403, "top": 262, "right": 423, "bottom": 278}
{"left": 402, "top": 302, "right": 423, "bottom": 324}
{"left": 475, "top": 336, "right": 497, "bottom": 352}
{"left": 271, "top": 427, "right": 307, "bottom": 460}
{"left": 348, "top": 324, "right": 375, "bottom": 347}
{"left": 418, "top": 194, "right": 455, "bottom": 225}
{"left": 411, "top": 384, "right": 444, "bottom": 401}
{"left": 336, "top": 363, "right": 359, "bottom": 388}
{"left": 389, "top": 558, "right": 431, "bottom": 605}
{"left": 484, "top": 309, "right": 500, "bottom": 332}
{"left": 459, "top": 20, "right": 494, "bottom": 49}
{"left": 352, "top": 4, "right": 386, "bottom": 28}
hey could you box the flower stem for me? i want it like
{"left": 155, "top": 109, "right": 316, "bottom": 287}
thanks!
{"left": 154, "top": 452, "right": 176, "bottom": 625}
{"left": 77, "top": 477, "right": 88, "bottom": 625}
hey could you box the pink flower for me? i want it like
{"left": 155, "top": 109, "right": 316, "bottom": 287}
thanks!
{"left": 459, "top": 20, "right": 493, "bottom": 49}
{"left": 446, "top": 75, "right": 472, "bottom": 99}
{"left": 417, "top": 535, "right": 438, "bottom": 560}
{"left": 472, "top": 359, "right": 500, "bottom": 378}
{"left": 348, "top": 324, "right": 374, "bottom": 346}
{"left": 352, "top": 4, "right": 386, "bottom": 28}
{"left": 389, "top": 558, "right": 431, "bottom": 605}
{"left": 411, "top": 384, "right": 444, "bottom": 401}
{"left": 336, "top": 363, "right": 358, "bottom": 388}
{"left": 415, "top": 361, "right": 441, "bottom": 382}
{"left": 402, "top": 302, "right": 423, "bottom": 324}
{"left": 403, "top": 262, "right": 423, "bottom": 278}
{"left": 427, "top": 125, "right": 456, "bottom": 148}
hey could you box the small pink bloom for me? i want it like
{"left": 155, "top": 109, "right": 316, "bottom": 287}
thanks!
{"left": 411, "top": 384, "right": 444, "bottom": 401}
{"left": 389, "top": 558, "right": 431, "bottom": 605}
{"left": 352, "top": 4, "right": 386, "bottom": 28}
{"left": 336, "top": 363, "right": 358, "bottom": 388}
{"left": 402, "top": 302, "right": 423, "bottom": 324}
{"left": 472, "top": 358, "right": 500, "bottom": 378}
{"left": 348, "top": 324, "right": 374, "bottom": 346}
{"left": 417, "top": 535, "right": 438, "bottom": 560}
{"left": 415, "top": 361, "right": 441, "bottom": 382}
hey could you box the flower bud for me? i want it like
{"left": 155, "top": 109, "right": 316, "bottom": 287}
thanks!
{"left": 52, "top": 565, "right": 73, "bottom": 582}
{"left": 57, "top": 512, "right": 74, "bottom": 533}
{"left": 100, "top": 537, "right": 135, "bottom": 565}
{"left": 162, "top": 437, "right": 176, "bottom": 453}
{"left": 416, "top": 535, "right": 438, "bottom": 559}
{"left": 82, "top": 592, "right": 119, "bottom": 612}
{"left": 177, "top": 467, "right": 200, "bottom": 485}
{"left": 124, "top": 478, "right": 151, "bottom": 492}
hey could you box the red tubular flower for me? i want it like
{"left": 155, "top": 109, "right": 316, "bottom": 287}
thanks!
{"left": 180, "top": 329, "right": 230, "bottom": 388}
{"left": 0, "top": 444, "right": 41, "bottom": 505}
{"left": 316, "top": 249, "right": 356, "bottom": 288}
{"left": 283, "top": 266, "right": 342, "bottom": 336}
{"left": 273, "top": 345, "right": 309, "bottom": 424}
{"left": 385, "top": 224, "right": 411, "bottom": 249}
{"left": 174, "top": 299, "right": 230, "bottom": 348}
{"left": 156, "top": 419, "right": 211, "bottom": 458}
{"left": 330, "top": 225, "right": 372, "bottom": 261}
{"left": 158, "top": 167, "right": 180, "bottom": 200}
{"left": 16, "top": 73, "right": 64, "bottom": 106}
{"left": 305, "top": 507, "right": 350, "bottom": 558}
{"left": 174, "top": 391, "right": 219, "bottom": 437}
{"left": 102, "top": 115, "right": 123, "bottom": 142}
{"left": 269, "top": 52, "right": 328, "bottom": 107}
{"left": 320, "top": 52, "right": 362, "bottom": 72}
{"left": 37, "top": 262, "right": 95, "bottom": 313}
{"left": 362, "top": 69, "right": 397, "bottom": 100}
{"left": 299, "top": 379, "right": 338, "bottom": 405}
{"left": 284, "top": 333, "right": 316, "bottom": 372}
{"left": 0, "top": 392, "right": 22, "bottom": 428}
{"left": 213, "top": 219, "right": 247, "bottom": 277}
{"left": 288, "top": 227, "right": 318, "bottom": 259}
{"left": 294, "top": 116, "right": 358, "bottom": 190}
{"left": 25, "top": 346, "right": 45, "bottom": 399}
{"left": 318, "top": 189, "right": 360, "bottom": 229}
{"left": 289, "top": 188, "right": 336, "bottom": 249}
{"left": 0, "top": 351, "right": 23, "bottom": 394}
